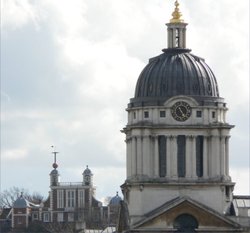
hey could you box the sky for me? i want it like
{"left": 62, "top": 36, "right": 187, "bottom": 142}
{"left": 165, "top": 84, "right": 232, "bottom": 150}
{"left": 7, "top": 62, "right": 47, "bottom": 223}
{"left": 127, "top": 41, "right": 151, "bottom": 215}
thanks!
{"left": 1, "top": 0, "right": 249, "bottom": 202}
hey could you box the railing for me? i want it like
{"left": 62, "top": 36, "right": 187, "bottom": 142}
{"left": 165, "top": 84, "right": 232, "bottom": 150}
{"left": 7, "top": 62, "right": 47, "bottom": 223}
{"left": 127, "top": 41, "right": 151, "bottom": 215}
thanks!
{"left": 58, "top": 182, "right": 84, "bottom": 186}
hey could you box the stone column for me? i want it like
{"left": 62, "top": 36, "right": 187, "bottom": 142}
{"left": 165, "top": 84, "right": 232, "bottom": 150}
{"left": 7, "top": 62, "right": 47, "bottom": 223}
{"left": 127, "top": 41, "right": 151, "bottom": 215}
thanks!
{"left": 166, "top": 136, "right": 171, "bottom": 178}
{"left": 225, "top": 136, "right": 230, "bottom": 176}
{"left": 154, "top": 136, "right": 159, "bottom": 177}
{"left": 143, "top": 136, "right": 151, "bottom": 176}
{"left": 131, "top": 137, "right": 137, "bottom": 176}
{"left": 203, "top": 136, "right": 209, "bottom": 178}
{"left": 211, "top": 135, "right": 220, "bottom": 177}
{"left": 170, "top": 136, "right": 178, "bottom": 178}
{"left": 126, "top": 138, "right": 132, "bottom": 178}
{"left": 185, "top": 135, "right": 192, "bottom": 178}
{"left": 191, "top": 136, "right": 197, "bottom": 178}
{"left": 137, "top": 136, "right": 142, "bottom": 175}
{"left": 220, "top": 136, "right": 226, "bottom": 176}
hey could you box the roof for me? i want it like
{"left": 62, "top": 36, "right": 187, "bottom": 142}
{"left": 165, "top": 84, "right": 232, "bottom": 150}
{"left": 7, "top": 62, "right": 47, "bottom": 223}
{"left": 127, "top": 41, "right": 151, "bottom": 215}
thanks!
{"left": 130, "top": 48, "right": 221, "bottom": 107}
{"left": 233, "top": 195, "right": 250, "bottom": 217}
{"left": 13, "top": 195, "right": 30, "bottom": 208}
{"left": 50, "top": 168, "right": 59, "bottom": 175}
{"left": 83, "top": 165, "right": 92, "bottom": 175}
{"left": 109, "top": 192, "right": 122, "bottom": 206}
{"left": 132, "top": 196, "right": 242, "bottom": 231}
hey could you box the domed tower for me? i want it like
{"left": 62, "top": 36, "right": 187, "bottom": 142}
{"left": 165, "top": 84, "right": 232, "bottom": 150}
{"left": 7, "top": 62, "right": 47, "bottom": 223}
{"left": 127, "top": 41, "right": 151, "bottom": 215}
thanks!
{"left": 12, "top": 193, "right": 31, "bottom": 229}
{"left": 83, "top": 165, "right": 93, "bottom": 186}
{"left": 121, "top": 0, "right": 235, "bottom": 228}
{"left": 50, "top": 151, "right": 59, "bottom": 186}
{"left": 109, "top": 192, "right": 122, "bottom": 225}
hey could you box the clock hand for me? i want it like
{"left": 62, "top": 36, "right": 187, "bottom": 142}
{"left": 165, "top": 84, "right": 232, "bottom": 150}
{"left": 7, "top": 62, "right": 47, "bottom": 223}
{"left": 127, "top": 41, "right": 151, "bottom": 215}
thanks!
{"left": 178, "top": 107, "right": 185, "bottom": 117}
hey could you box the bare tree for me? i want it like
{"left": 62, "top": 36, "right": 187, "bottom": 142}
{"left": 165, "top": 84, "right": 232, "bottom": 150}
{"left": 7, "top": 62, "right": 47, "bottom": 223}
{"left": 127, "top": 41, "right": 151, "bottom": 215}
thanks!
{"left": 0, "top": 186, "right": 44, "bottom": 208}
{"left": 0, "top": 186, "right": 29, "bottom": 208}
{"left": 27, "top": 191, "right": 44, "bottom": 204}
{"left": 103, "top": 196, "right": 112, "bottom": 206}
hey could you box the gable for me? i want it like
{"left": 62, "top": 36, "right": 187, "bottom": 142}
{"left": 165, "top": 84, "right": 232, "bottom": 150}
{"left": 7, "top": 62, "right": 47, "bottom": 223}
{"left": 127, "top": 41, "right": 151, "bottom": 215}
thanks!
{"left": 134, "top": 198, "right": 241, "bottom": 232}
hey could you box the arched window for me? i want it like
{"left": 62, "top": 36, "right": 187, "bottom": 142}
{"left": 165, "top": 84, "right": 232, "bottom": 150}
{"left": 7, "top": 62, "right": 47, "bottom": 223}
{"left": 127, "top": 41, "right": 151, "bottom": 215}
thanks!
{"left": 173, "top": 214, "right": 198, "bottom": 232}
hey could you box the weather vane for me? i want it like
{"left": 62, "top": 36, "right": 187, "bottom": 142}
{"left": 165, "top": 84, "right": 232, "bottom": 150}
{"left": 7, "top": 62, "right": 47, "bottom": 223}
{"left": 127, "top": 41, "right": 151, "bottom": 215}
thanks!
{"left": 170, "top": 0, "right": 184, "bottom": 23}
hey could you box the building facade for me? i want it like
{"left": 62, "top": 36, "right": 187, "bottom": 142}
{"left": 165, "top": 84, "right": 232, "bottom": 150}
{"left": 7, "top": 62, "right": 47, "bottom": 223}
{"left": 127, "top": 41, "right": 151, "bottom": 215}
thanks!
{"left": 119, "top": 1, "right": 250, "bottom": 232}
{"left": 48, "top": 164, "right": 106, "bottom": 228}
{"left": 5, "top": 164, "right": 121, "bottom": 232}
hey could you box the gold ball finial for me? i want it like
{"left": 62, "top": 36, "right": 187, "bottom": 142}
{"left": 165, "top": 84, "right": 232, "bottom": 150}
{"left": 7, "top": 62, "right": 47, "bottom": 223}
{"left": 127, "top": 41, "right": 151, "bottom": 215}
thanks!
{"left": 170, "top": 0, "right": 184, "bottom": 23}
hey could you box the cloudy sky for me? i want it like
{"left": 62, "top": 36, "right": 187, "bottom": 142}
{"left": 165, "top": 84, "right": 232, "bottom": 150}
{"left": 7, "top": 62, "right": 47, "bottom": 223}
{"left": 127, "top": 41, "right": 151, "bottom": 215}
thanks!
{"left": 1, "top": 0, "right": 249, "bottom": 202}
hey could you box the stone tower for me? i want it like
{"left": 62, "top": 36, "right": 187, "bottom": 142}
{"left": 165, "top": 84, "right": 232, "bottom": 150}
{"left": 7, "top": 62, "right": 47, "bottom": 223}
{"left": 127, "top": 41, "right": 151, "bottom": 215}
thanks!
{"left": 119, "top": 1, "right": 245, "bottom": 232}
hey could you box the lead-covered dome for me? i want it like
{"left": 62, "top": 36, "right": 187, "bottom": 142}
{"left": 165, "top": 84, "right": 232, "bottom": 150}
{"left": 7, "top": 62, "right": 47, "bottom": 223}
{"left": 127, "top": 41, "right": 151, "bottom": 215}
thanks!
{"left": 130, "top": 48, "right": 220, "bottom": 107}
{"left": 128, "top": 1, "right": 224, "bottom": 108}
{"left": 109, "top": 192, "right": 122, "bottom": 206}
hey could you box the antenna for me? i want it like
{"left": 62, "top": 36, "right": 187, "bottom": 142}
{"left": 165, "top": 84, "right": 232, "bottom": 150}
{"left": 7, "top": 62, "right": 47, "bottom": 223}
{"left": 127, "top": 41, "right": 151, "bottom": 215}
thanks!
{"left": 51, "top": 145, "right": 59, "bottom": 169}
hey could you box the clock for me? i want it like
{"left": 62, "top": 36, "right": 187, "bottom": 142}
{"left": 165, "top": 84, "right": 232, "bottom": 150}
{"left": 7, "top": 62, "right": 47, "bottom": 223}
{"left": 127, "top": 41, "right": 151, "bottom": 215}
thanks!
{"left": 171, "top": 101, "right": 192, "bottom": 121}
{"left": 84, "top": 175, "right": 90, "bottom": 184}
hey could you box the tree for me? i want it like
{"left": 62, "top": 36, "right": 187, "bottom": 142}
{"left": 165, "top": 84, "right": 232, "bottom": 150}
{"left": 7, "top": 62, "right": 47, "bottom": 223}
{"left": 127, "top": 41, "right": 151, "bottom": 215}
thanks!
{"left": 0, "top": 186, "right": 45, "bottom": 208}
{"left": 103, "top": 196, "right": 112, "bottom": 206}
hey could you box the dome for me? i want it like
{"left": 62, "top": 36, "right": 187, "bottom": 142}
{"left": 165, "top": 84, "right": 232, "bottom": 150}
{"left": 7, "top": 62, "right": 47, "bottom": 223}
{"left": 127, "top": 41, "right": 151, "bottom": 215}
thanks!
{"left": 109, "top": 192, "right": 122, "bottom": 206}
{"left": 83, "top": 165, "right": 92, "bottom": 175}
{"left": 130, "top": 48, "right": 221, "bottom": 107}
{"left": 13, "top": 195, "right": 30, "bottom": 208}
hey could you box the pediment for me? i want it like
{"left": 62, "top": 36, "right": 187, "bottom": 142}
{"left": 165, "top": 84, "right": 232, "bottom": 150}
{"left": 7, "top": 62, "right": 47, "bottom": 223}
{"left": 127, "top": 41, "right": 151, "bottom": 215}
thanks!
{"left": 133, "top": 197, "right": 241, "bottom": 232}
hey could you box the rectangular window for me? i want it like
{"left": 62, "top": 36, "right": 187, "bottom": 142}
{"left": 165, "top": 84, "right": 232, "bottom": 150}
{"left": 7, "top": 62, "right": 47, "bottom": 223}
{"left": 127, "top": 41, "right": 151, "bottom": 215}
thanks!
{"left": 212, "top": 111, "right": 216, "bottom": 118}
{"left": 78, "top": 190, "right": 85, "bottom": 208}
{"left": 144, "top": 111, "right": 149, "bottom": 118}
{"left": 160, "top": 111, "right": 166, "bottom": 118}
{"left": 57, "top": 190, "right": 64, "bottom": 208}
{"left": 33, "top": 213, "right": 38, "bottom": 220}
{"left": 177, "top": 135, "right": 186, "bottom": 178}
{"left": 158, "top": 136, "right": 166, "bottom": 177}
{"left": 57, "top": 213, "right": 64, "bottom": 222}
{"left": 17, "top": 217, "right": 23, "bottom": 224}
{"left": 43, "top": 213, "right": 50, "bottom": 222}
{"left": 68, "top": 213, "right": 74, "bottom": 222}
{"left": 196, "top": 111, "right": 202, "bottom": 118}
{"left": 196, "top": 136, "right": 203, "bottom": 177}
{"left": 67, "top": 190, "right": 75, "bottom": 208}
{"left": 133, "top": 112, "right": 136, "bottom": 119}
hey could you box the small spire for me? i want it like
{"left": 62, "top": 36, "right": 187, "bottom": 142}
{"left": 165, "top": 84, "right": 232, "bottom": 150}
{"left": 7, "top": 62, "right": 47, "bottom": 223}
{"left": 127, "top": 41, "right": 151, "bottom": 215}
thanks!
{"left": 170, "top": 0, "right": 184, "bottom": 23}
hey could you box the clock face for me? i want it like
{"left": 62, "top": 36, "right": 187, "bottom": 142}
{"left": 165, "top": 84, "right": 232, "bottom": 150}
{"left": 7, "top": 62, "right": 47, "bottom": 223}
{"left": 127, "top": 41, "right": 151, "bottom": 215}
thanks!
{"left": 85, "top": 175, "right": 90, "bottom": 182}
{"left": 171, "top": 101, "right": 192, "bottom": 121}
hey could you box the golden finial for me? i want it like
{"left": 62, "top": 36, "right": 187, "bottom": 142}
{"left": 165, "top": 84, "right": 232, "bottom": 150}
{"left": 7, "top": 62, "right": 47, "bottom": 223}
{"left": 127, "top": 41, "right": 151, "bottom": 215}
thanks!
{"left": 170, "top": 0, "right": 184, "bottom": 23}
